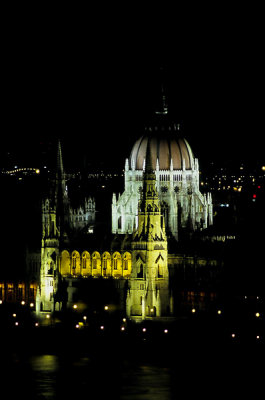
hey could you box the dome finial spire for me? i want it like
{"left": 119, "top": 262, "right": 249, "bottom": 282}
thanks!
{"left": 155, "top": 66, "right": 168, "bottom": 116}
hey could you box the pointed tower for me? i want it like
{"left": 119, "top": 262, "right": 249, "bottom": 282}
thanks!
{"left": 36, "top": 139, "right": 68, "bottom": 314}
{"left": 127, "top": 139, "right": 170, "bottom": 320}
{"left": 55, "top": 140, "right": 70, "bottom": 238}
{"left": 155, "top": 66, "right": 169, "bottom": 115}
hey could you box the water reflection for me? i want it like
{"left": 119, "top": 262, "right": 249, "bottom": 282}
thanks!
{"left": 2, "top": 352, "right": 172, "bottom": 400}
{"left": 1, "top": 348, "right": 263, "bottom": 399}
{"left": 30, "top": 355, "right": 58, "bottom": 399}
{"left": 119, "top": 364, "right": 171, "bottom": 400}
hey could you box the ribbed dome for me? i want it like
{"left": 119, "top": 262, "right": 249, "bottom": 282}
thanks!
{"left": 130, "top": 133, "right": 194, "bottom": 170}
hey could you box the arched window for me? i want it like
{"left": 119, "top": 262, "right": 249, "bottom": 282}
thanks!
{"left": 72, "top": 255, "right": 76, "bottom": 269}
{"left": 137, "top": 264, "right": 143, "bottom": 278}
{"left": 82, "top": 254, "right": 87, "bottom": 269}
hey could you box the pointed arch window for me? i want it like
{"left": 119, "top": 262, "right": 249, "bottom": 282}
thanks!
{"left": 82, "top": 254, "right": 88, "bottom": 269}
{"left": 72, "top": 254, "right": 76, "bottom": 270}
{"left": 113, "top": 256, "right": 118, "bottom": 270}
{"left": 137, "top": 263, "right": 143, "bottom": 278}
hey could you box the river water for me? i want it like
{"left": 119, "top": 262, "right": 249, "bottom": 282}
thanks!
{"left": 1, "top": 322, "right": 264, "bottom": 399}
{"left": 2, "top": 344, "right": 264, "bottom": 399}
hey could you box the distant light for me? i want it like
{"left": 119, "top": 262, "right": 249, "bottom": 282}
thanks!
{"left": 256, "top": 335, "right": 260, "bottom": 340}
{"left": 231, "top": 333, "right": 236, "bottom": 338}
{"left": 164, "top": 329, "right": 168, "bottom": 334}
{"left": 262, "top": 166, "right": 265, "bottom": 171}
{"left": 15, "top": 322, "right": 19, "bottom": 326}
{"left": 46, "top": 314, "right": 50, "bottom": 319}
{"left": 75, "top": 324, "right": 80, "bottom": 329}
{"left": 35, "top": 169, "right": 40, "bottom": 174}
{"left": 122, "top": 318, "right": 126, "bottom": 322}
{"left": 121, "top": 326, "right": 125, "bottom": 331}
{"left": 253, "top": 194, "right": 257, "bottom": 199}
{"left": 100, "top": 325, "right": 104, "bottom": 330}
{"left": 21, "top": 300, "right": 25, "bottom": 305}
{"left": 191, "top": 308, "right": 196, "bottom": 313}
{"left": 255, "top": 312, "right": 260, "bottom": 318}
{"left": 35, "top": 322, "right": 39, "bottom": 327}
{"left": 30, "top": 303, "right": 34, "bottom": 308}
{"left": 142, "top": 328, "right": 147, "bottom": 332}
{"left": 12, "top": 313, "right": 16, "bottom": 318}
{"left": 0, "top": 300, "right": 2, "bottom": 304}
{"left": 83, "top": 316, "right": 87, "bottom": 321}
{"left": 104, "top": 306, "right": 109, "bottom": 311}
{"left": 73, "top": 304, "right": 78, "bottom": 309}
{"left": 217, "top": 310, "right": 222, "bottom": 315}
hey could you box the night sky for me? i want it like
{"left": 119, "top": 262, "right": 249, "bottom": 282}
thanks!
{"left": 1, "top": 7, "right": 264, "bottom": 170}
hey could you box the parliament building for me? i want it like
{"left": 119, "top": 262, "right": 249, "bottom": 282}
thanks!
{"left": 29, "top": 111, "right": 224, "bottom": 322}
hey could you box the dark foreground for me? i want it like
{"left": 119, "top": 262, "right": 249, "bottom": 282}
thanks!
{"left": 1, "top": 315, "right": 264, "bottom": 399}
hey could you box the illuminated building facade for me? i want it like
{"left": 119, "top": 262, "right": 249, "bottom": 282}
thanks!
{"left": 34, "top": 133, "right": 219, "bottom": 321}
{"left": 112, "top": 122, "right": 213, "bottom": 241}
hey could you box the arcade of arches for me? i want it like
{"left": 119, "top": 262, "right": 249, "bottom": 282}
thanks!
{"left": 59, "top": 250, "right": 132, "bottom": 279}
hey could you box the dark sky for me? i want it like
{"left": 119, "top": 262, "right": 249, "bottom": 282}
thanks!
{"left": 1, "top": 6, "right": 264, "bottom": 169}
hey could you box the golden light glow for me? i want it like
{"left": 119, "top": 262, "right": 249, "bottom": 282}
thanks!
{"left": 217, "top": 310, "right": 222, "bottom": 315}
{"left": 100, "top": 325, "right": 104, "bottom": 330}
{"left": 255, "top": 312, "right": 260, "bottom": 318}
{"left": 104, "top": 306, "right": 109, "bottom": 310}
{"left": 30, "top": 303, "right": 34, "bottom": 307}
{"left": 164, "top": 329, "right": 168, "bottom": 333}
{"left": 191, "top": 308, "right": 196, "bottom": 313}
{"left": 232, "top": 333, "right": 236, "bottom": 338}
{"left": 13, "top": 313, "right": 16, "bottom": 318}
{"left": 46, "top": 314, "right": 50, "bottom": 319}
{"left": 262, "top": 166, "right": 265, "bottom": 171}
{"left": 21, "top": 300, "right": 25, "bottom": 305}
{"left": 0, "top": 300, "right": 2, "bottom": 304}
{"left": 73, "top": 304, "right": 78, "bottom": 309}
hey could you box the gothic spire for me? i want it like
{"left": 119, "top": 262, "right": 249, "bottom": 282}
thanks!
{"left": 155, "top": 66, "right": 168, "bottom": 116}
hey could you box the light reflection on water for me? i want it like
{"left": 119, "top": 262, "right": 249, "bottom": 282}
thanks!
{"left": 3, "top": 353, "right": 172, "bottom": 400}
{"left": 2, "top": 349, "right": 262, "bottom": 399}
